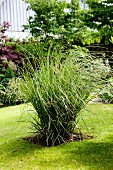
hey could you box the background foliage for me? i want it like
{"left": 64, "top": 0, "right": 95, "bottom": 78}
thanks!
{"left": 0, "top": 78, "right": 25, "bottom": 106}
{"left": 24, "top": 0, "right": 82, "bottom": 47}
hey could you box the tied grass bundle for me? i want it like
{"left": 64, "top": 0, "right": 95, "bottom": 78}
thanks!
{"left": 21, "top": 53, "right": 107, "bottom": 146}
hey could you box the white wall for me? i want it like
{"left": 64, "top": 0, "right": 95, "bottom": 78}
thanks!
{"left": 0, "top": 0, "right": 34, "bottom": 32}
{"left": 6, "top": 31, "right": 31, "bottom": 40}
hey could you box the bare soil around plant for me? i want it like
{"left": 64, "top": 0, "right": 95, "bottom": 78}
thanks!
{"left": 23, "top": 133, "right": 93, "bottom": 147}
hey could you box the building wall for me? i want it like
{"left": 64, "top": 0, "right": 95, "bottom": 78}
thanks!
{"left": 0, "top": 0, "right": 34, "bottom": 32}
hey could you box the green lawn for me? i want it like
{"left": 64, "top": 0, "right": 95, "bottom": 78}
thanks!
{"left": 0, "top": 104, "right": 113, "bottom": 170}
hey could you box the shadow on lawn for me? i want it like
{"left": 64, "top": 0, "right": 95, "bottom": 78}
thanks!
{"left": 1, "top": 137, "right": 43, "bottom": 158}
{"left": 61, "top": 136, "right": 113, "bottom": 170}
{"left": 1, "top": 134, "right": 113, "bottom": 170}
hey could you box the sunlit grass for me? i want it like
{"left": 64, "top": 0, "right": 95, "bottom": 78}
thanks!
{"left": 0, "top": 103, "right": 113, "bottom": 170}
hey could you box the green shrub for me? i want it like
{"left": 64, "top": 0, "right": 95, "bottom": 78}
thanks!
{"left": 99, "top": 82, "right": 113, "bottom": 103}
{"left": 0, "top": 45, "right": 24, "bottom": 87}
{"left": 0, "top": 60, "right": 15, "bottom": 87}
{"left": 21, "top": 51, "right": 108, "bottom": 146}
{"left": 16, "top": 38, "right": 67, "bottom": 60}
{"left": 16, "top": 39, "right": 50, "bottom": 62}
{"left": 0, "top": 78, "right": 25, "bottom": 106}
{"left": 0, "top": 84, "right": 5, "bottom": 104}
{"left": 0, "top": 22, "right": 24, "bottom": 87}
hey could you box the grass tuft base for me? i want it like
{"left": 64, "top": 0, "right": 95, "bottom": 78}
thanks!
{"left": 23, "top": 133, "right": 93, "bottom": 147}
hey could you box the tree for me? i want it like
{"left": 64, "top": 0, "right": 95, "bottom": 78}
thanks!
{"left": 84, "top": 0, "right": 113, "bottom": 45}
{"left": 82, "top": 0, "right": 113, "bottom": 67}
{"left": 24, "top": 0, "right": 81, "bottom": 46}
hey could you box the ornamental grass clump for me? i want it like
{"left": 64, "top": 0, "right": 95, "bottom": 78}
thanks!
{"left": 21, "top": 53, "right": 107, "bottom": 146}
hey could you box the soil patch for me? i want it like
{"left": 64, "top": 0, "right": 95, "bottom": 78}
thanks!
{"left": 23, "top": 133, "right": 93, "bottom": 147}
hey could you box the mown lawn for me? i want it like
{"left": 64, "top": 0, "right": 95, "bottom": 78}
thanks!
{"left": 0, "top": 104, "right": 113, "bottom": 170}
